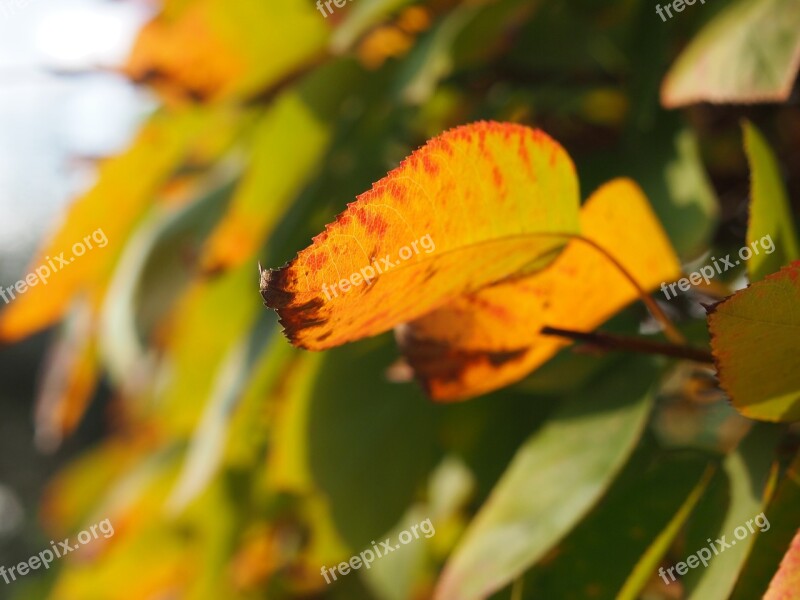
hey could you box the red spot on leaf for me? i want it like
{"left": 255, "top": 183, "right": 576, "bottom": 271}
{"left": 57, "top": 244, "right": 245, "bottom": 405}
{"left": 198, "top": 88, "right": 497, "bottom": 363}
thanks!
{"left": 437, "top": 139, "right": 454, "bottom": 156}
{"left": 423, "top": 154, "right": 440, "bottom": 176}
{"left": 493, "top": 166, "right": 504, "bottom": 188}
{"left": 306, "top": 253, "right": 325, "bottom": 270}
{"left": 518, "top": 136, "right": 531, "bottom": 167}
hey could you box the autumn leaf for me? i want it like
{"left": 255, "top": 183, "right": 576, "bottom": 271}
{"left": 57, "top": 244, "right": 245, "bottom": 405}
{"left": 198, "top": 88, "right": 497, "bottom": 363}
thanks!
{"left": 398, "top": 177, "right": 682, "bottom": 401}
{"left": 0, "top": 109, "right": 211, "bottom": 342}
{"left": 34, "top": 302, "right": 99, "bottom": 452}
{"left": 661, "top": 0, "right": 800, "bottom": 107}
{"left": 261, "top": 121, "right": 581, "bottom": 350}
{"left": 763, "top": 516, "right": 800, "bottom": 599}
{"left": 41, "top": 438, "right": 143, "bottom": 536}
{"left": 708, "top": 261, "right": 800, "bottom": 422}
{"left": 126, "top": 0, "right": 328, "bottom": 103}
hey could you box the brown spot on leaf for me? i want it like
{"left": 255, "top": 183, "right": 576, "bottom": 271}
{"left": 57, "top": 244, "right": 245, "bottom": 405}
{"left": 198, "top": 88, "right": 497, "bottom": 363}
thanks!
{"left": 486, "top": 348, "right": 527, "bottom": 366}
{"left": 398, "top": 331, "right": 527, "bottom": 401}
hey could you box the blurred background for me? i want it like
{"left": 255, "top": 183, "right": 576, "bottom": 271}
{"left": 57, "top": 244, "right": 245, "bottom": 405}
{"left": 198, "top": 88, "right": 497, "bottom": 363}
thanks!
{"left": 0, "top": 0, "right": 150, "bottom": 588}
{"left": 0, "top": 0, "right": 798, "bottom": 598}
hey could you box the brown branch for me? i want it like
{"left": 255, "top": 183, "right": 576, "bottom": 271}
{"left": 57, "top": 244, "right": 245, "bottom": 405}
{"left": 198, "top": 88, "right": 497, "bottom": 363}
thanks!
{"left": 540, "top": 326, "right": 714, "bottom": 363}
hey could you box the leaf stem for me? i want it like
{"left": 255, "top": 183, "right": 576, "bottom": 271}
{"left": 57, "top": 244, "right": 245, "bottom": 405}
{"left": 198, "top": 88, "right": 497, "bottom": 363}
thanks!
{"left": 511, "top": 577, "right": 524, "bottom": 600}
{"left": 567, "top": 234, "right": 687, "bottom": 345}
{"left": 540, "top": 326, "right": 713, "bottom": 363}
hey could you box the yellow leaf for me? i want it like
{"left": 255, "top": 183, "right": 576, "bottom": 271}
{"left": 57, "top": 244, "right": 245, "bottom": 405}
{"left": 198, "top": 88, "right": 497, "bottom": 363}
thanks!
{"left": 266, "top": 353, "right": 323, "bottom": 493}
{"left": 0, "top": 109, "right": 211, "bottom": 342}
{"left": 398, "top": 178, "right": 681, "bottom": 400}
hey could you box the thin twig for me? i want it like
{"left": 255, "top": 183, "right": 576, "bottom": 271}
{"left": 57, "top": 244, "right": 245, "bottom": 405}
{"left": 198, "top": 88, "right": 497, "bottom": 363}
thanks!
{"left": 541, "top": 326, "right": 713, "bottom": 363}
{"left": 567, "top": 235, "right": 687, "bottom": 345}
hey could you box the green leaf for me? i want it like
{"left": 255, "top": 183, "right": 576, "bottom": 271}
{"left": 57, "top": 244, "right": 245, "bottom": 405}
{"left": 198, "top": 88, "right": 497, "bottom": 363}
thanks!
{"left": 360, "top": 505, "right": 433, "bottom": 600}
{"left": 708, "top": 261, "right": 800, "bottom": 422}
{"left": 617, "top": 464, "right": 714, "bottom": 599}
{"left": 731, "top": 450, "right": 800, "bottom": 599}
{"left": 157, "top": 259, "right": 263, "bottom": 436}
{"left": 661, "top": 129, "right": 721, "bottom": 260}
{"left": 743, "top": 120, "right": 800, "bottom": 281}
{"left": 100, "top": 173, "right": 235, "bottom": 388}
{"left": 662, "top": 0, "right": 800, "bottom": 107}
{"left": 308, "top": 335, "right": 440, "bottom": 549}
{"left": 684, "top": 425, "right": 778, "bottom": 599}
{"left": 437, "top": 386, "right": 561, "bottom": 503}
{"left": 165, "top": 319, "right": 280, "bottom": 512}
{"left": 397, "top": 5, "right": 480, "bottom": 105}
{"left": 434, "top": 357, "right": 657, "bottom": 600}
{"left": 521, "top": 440, "right": 713, "bottom": 599}
{"left": 581, "top": 121, "right": 719, "bottom": 261}
{"left": 202, "top": 59, "right": 365, "bottom": 271}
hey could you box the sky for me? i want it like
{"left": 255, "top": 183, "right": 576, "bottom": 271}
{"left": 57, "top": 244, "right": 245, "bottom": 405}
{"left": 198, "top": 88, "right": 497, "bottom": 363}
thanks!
{"left": 0, "top": 0, "right": 159, "bottom": 551}
{"left": 0, "top": 0, "right": 155, "bottom": 281}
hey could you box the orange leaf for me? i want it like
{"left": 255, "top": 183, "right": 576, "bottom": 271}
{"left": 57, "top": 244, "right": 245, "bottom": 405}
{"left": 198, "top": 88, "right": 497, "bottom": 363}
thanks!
{"left": 125, "top": 0, "right": 328, "bottom": 103}
{"left": 261, "top": 121, "right": 581, "bottom": 350}
{"left": 397, "top": 178, "right": 681, "bottom": 400}
{"left": 126, "top": 12, "right": 244, "bottom": 103}
{"left": 764, "top": 528, "right": 800, "bottom": 600}
{"left": 34, "top": 302, "right": 100, "bottom": 451}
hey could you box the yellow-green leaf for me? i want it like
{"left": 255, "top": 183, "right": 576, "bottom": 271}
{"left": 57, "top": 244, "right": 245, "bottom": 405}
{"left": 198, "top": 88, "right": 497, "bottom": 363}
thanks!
{"left": 662, "top": 0, "right": 800, "bottom": 107}
{"left": 435, "top": 358, "right": 656, "bottom": 600}
{"left": 743, "top": 120, "right": 800, "bottom": 281}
